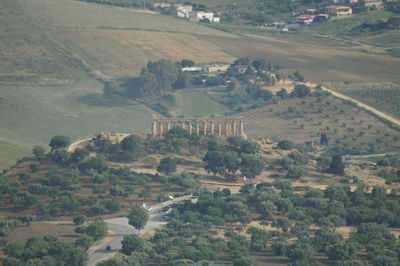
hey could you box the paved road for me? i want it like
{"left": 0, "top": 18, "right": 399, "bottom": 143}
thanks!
{"left": 88, "top": 195, "right": 194, "bottom": 266}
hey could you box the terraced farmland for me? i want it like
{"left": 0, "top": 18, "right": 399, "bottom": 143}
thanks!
{"left": 328, "top": 82, "right": 400, "bottom": 118}
{"left": 243, "top": 95, "right": 400, "bottom": 154}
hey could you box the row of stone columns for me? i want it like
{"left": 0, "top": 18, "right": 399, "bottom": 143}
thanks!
{"left": 151, "top": 116, "right": 244, "bottom": 138}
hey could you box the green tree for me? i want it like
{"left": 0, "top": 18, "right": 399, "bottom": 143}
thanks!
{"left": 74, "top": 235, "right": 94, "bottom": 251}
{"left": 32, "top": 146, "right": 46, "bottom": 160}
{"left": 157, "top": 157, "right": 177, "bottom": 176}
{"left": 30, "top": 162, "right": 39, "bottom": 173}
{"left": 278, "top": 140, "right": 295, "bottom": 150}
{"left": 240, "top": 155, "right": 265, "bottom": 179}
{"left": 224, "top": 152, "right": 240, "bottom": 175}
{"left": 18, "top": 172, "right": 32, "bottom": 183}
{"left": 327, "top": 242, "right": 357, "bottom": 260}
{"left": 49, "top": 136, "right": 71, "bottom": 153}
{"left": 128, "top": 205, "right": 149, "bottom": 234}
{"left": 121, "top": 235, "right": 144, "bottom": 255}
{"left": 293, "top": 84, "right": 310, "bottom": 97}
{"left": 203, "top": 151, "right": 226, "bottom": 176}
{"left": 293, "top": 71, "right": 305, "bottom": 82}
{"left": 120, "top": 135, "right": 146, "bottom": 160}
{"left": 73, "top": 215, "right": 87, "bottom": 226}
{"left": 320, "top": 132, "right": 329, "bottom": 146}
{"left": 70, "top": 148, "right": 89, "bottom": 163}
{"left": 286, "top": 241, "right": 314, "bottom": 261}
{"left": 12, "top": 192, "right": 37, "bottom": 210}
{"left": 287, "top": 166, "right": 308, "bottom": 179}
{"left": 239, "top": 140, "right": 260, "bottom": 155}
{"left": 329, "top": 155, "right": 345, "bottom": 175}
{"left": 85, "top": 220, "right": 108, "bottom": 242}
{"left": 180, "top": 59, "right": 195, "bottom": 67}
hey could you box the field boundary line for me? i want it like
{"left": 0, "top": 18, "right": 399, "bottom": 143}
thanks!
{"left": 317, "top": 83, "right": 400, "bottom": 129}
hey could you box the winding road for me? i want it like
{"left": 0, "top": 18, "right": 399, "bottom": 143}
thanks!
{"left": 88, "top": 195, "right": 194, "bottom": 266}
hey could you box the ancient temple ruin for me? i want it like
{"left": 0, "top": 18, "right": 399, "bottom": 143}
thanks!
{"left": 151, "top": 115, "right": 245, "bottom": 138}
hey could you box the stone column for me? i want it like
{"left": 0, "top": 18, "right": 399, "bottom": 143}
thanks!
{"left": 203, "top": 120, "right": 207, "bottom": 135}
{"left": 188, "top": 121, "right": 193, "bottom": 134}
{"left": 159, "top": 122, "right": 164, "bottom": 137}
{"left": 181, "top": 121, "right": 186, "bottom": 130}
{"left": 226, "top": 122, "right": 230, "bottom": 136}
{"left": 174, "top": 121, "right": 177, "bottom": 128}
{"left": 166, "top": 121, "right": 171, "bottom": 132}
{"left": 152, "top": 119, "right": 157, "bottom": 137}
{"left": 217, "top": 121, "right": 222, "bottom": 136}
{"left": 239, "top": 120, "right": 244, "bottom": 136}
{"left": 210, "top": 120, "right": 215, "bottom": 134}
{"left": 232, "top": 120, "right": 237, "bottom": 136}
{"left": 196, "top": 120, "right": 200, "bottom": 135}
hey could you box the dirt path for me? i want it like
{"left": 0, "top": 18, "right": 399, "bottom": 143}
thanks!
{"left": 67, "top": 136, "right": 93, "bottom": 152}
{"left": 315, "top": 83, "right": 400, "bottom": 128}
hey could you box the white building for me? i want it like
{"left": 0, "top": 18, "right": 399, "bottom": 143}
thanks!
{"left": 189, "top": 11, "right": 215, "bottom": 22}
{"left": 172, "top": 5, "right": 192, "bottom": 19}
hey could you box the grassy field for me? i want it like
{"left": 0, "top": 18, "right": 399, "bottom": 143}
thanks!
{"left": 327, "top": 82, "right": 400, "bottom": 119}
{"left": 308, "top": 10, "right": 396, "bottom": 35}
{"left": 243, "top": 95, "right": 400, "bottom": 154}
{"left": 0, "top": 79, "right": 153, "bottom": 149}
{"left": 170, "top": 89, "right": 230, "bottom": 117}
{"left": 0, "top": 140, "right": 30, "bottom": 171}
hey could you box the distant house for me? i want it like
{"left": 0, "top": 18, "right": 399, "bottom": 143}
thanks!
{"left": 332, "top": 0, "right": 359, "bottom": 5}
{"left": 188, "top": 11, "right": 214, "bottom": 22}
{"left": 272, "top": 22, "right": 288, "bottom": 30}
{"left": 203, "top": 63, "right": 230, "bottom": 73}
{"left": 314, "top": 14, "right": 330, "bottom": 22}
{"left": 182, "top": 66, "right": 203, "bottom": 73}
{"left": 361, "top": 0, "right": 384, "bottom": 9}
{"left": 153, "top": 3, "right": 172, "bottom": 8}
{"left": 304, "top": 9, "right": 319, "bottom": 15}
{"left": 294, "top": 14, "right": 317, "bottom": 24}
{"left": 322, "top": 6, "right": 352, "bottom": 17}
{"left": 172, "top": 5, "right": 192, "bottom": 18}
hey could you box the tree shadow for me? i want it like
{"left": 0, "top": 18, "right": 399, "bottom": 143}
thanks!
{"left": 79, "top": 93, "right": 134, "bottom": 107}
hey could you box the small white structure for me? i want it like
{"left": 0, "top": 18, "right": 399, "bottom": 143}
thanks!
{"left": 182, "top": 66, "right": 203, "bottom": 73}
{"left": 212, "top": 17, "right": 220, "bottom": 23}
{"left": 189, "top": 11, "right": 215, "bottom": 22}
{"left": 172, "top": 5, "right": 192, "bottom": 18}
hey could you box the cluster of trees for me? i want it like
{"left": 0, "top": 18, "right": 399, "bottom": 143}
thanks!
{"left": 154, "top": 127, "right": 200, "bottom": 153}
{"left": 2, "top": 219, "right": 106, "bottom": 265}
{"left": 100, "top": 181, "right": 400, "bottom": 265}
{"left": 94, "top": 134, "right": 146, "bottom": 163}
{"left": 203, "top": 136, "right": 265, "bottom": 179}
{"left": 2, "top": 235, "right": 88, "bottom": 266}
{"left": 123, "top": 59, "right": 188, "bottom": 102}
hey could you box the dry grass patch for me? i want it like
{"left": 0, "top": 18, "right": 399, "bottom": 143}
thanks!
{"left": 57, "top": 29, "right": 235, "bottom": 77}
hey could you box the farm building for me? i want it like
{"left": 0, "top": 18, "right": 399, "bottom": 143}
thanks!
{"left": 171, "top": 5, "right": 192, "bottom": 18}
{"left": 332, "top": 0, "right": 359, "bottom": 4}
{"left": 188, "top": 11, "right": 220, "bottom": 22}
{"left": 362, "top": 0, "right": 384, "bottom": 9}
{"left": 322, "top": 6, "right": 352, "bottom": 17}
{"left": 203, "top": 64, "right": 230, "bottom": 73}
{"left": 294, "top": 14, "right": 317, "bottom": 25}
